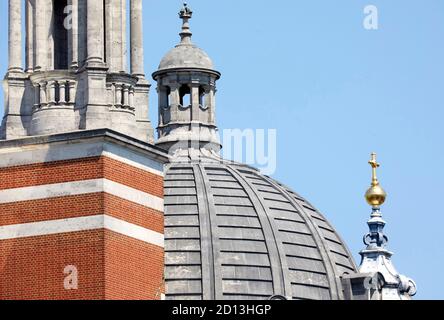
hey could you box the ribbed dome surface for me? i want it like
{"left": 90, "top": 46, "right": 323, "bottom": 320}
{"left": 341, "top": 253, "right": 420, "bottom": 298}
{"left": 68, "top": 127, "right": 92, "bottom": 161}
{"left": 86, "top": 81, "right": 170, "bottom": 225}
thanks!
{"left": 158, "top": 44, "right": 214, "bottom": 71}
{"left": 164, "top": 158, "right": 357, "bottom": 300}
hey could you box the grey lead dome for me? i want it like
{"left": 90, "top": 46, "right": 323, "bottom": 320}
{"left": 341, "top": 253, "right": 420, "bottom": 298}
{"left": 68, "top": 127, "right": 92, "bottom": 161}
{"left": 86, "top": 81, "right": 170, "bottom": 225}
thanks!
{"left": 158, "top": 4, "right": 358, "bottom": 300}
{"left": 164, "top": 158, "right": 357, "bottom": 300}
{"left": 158, "top": 44, "right": 214, "bottom": 71}
{"left": 157, "top": 3, "right": 214, "bottom": 71}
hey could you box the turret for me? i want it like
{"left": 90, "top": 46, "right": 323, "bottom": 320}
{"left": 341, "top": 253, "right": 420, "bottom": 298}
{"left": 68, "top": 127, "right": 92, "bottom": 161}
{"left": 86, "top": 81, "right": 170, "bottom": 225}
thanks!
{"left": 153, "top": 3, "right": 221, "bottom": 154}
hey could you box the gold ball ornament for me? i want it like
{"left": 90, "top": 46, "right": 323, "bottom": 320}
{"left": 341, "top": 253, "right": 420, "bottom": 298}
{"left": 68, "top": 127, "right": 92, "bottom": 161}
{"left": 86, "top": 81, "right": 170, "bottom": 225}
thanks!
{"left": 365, "top": 184, "right": 387, "bottom": 207}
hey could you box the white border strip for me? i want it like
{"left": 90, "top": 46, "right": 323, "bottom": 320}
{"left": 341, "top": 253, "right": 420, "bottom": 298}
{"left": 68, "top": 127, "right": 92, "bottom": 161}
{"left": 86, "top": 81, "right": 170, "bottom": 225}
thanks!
{"left": 0, "top": 215, "right": 164, "bottom": 248}
{"left": 0, "top": 141, "right": 165, "bottom": 176}
{"left": 104, "top": 215, "right": 163, "bottom": 247}
{"left": 103, "top": 179, "right": 163, "bottom": 212}
{"left": 0, "top": 179, "right": 164, "bottom": 212}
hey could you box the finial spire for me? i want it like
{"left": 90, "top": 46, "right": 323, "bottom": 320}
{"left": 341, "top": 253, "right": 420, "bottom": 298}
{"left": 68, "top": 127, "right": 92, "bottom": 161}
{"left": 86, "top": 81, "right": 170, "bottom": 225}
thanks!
{"left": 353, "top": 153, "right": 417, "bottom": 299}
{"left": 179, "top": 2, "right": 193, "bottom": 45}
{"left": 365, "top": 152, "right": 387, "bottom": 208}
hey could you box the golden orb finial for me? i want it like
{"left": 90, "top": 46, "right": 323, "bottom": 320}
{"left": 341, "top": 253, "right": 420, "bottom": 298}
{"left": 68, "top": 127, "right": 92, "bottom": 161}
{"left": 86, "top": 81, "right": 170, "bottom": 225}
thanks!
{"left": 365, "top": 153, "right": 387, "bottom": 208}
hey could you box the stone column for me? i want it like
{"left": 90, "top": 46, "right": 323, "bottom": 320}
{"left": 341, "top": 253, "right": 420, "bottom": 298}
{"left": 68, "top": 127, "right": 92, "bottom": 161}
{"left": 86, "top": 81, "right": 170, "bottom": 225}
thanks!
{"left": 170, "top": 84, "right": 180, "bottom": 107}
{"left": 34, "top": 0, "right": 47, "bottom": 71}
{"left": 106, "top": 0, "right": 127, "bottom": 72}
{"left": 40, "top": 82, "right": 47, "bottom": 106}
{"left": 68, "top": 0, "right": 79, "bottom": 69}
{"left": 77, "top": 0, "right": 87, "bottom": 67}
{"left": 170, "top": 83, "right": 179, "bottom": 120}
{"left": 68, "top": 81, "right": 76, "bottom": 104}
{"left": 123, "top": 85, "right": 130, "bottom": 108}
{"left": 130, "top": 0, "right": 144, "bottom": 77}
{"left": 158, "top": 86, "right": 164, "bottom": 127}
{"left": 47, "top": 81, "right": 56, "bottom": 106}
{"left": 59, "top": 82, "right": 67, "bottom": 105}
{"left": 33, "top": 83, "right": 40, "bottom": 110}
{"left": 129, "top": 88, "right": 135, "bottom": 109}
{"left": 159, "top": 86, "right": 168, "bottom": 110}
{"left": 84, "top": 0, "right": 109, "bottom": 130}
{"left": 115, "top": 84, "right": 123, "bottom": 108}
{"left": 46, "top": 0, "right": 54, "bottom": 70}
{"left": 190, "top": 83, "right": 200, "bottom": 121}
{"left": 86, "top": 0, "right": 105, "bottom": 65}
{"left": 131, "top": 0, "right": 152, "bottom": 141}
{"left": 121, "top": 0, "right": 128, "bottom": 72}
{"left": 34, "top": 0, "right": 42, "bottom": 70}
{"left": 105, "top": 0, "right": 113, "bottom": 69}
{"left": 8, "top": 0, "right": 23, "bottom": 73}
{"left": 25, "top": 0, "right": 34, "bottom": 73}
{"left": 208, "top": 87, "right": 216, "bottom": 124}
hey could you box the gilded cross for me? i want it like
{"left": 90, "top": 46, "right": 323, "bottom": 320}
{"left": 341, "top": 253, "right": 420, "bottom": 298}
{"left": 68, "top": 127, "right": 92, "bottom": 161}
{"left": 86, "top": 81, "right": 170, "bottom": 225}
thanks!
{"left": 368, "top": 152, "right": 380, "bottom": 186}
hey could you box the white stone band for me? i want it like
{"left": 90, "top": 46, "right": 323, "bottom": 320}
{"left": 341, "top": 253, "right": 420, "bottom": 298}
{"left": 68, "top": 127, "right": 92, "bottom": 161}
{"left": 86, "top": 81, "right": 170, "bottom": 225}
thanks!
{"left": 0, "top": 178, "right": 164, "bottom": 212}
{"left": 0, "top": 215, "right": 164, "bottom": 248}
{"left": 0, "top": 141, "right": 164, "bottom": 176}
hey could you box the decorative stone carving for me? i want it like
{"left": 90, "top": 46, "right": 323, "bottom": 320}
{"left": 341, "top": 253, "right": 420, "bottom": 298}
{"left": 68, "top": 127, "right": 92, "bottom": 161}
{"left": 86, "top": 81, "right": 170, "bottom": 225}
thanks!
{"left": 1, "top": 0, "right": 153, "bottom": 143}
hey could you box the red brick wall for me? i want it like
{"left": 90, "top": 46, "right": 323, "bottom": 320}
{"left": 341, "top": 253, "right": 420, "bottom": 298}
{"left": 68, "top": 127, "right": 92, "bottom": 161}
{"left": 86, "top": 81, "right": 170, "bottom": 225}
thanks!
{"left": 103, "top": 193, "right": 163, "bottom": 233}
{"left": 0, "top": 157, "right": 103, "bottom": 190}
{"left": 0, "top": 155, "right": 164, "bottom": 300}
{"left": 104, "top": 231, "right": 164, "bottom": 300}
{"left": 0, "top": 193, "right": 105, "bottom": 226}
{"left": 0, "top": 193, "right": 163, "bottom": 233}
{"left": 0, "top": 230, "right": 165, "bottom": 300}
{"left": 102, "top": 157, "right": 164, "bottom": 198}
{"left": 0, "top": 230, "right": 106, "bottom": 300}
{"left": 0, "top": 156, "right": 163, "bottom": 198}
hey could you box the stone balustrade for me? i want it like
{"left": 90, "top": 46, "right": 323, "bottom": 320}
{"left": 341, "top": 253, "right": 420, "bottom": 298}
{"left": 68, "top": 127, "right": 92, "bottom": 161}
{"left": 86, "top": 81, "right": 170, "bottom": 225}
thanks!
{"left": 30, "top": 71, "right": 77, "bottom": 111}
{"left": 107, "top": 73, "right": 138, "bottom": 112}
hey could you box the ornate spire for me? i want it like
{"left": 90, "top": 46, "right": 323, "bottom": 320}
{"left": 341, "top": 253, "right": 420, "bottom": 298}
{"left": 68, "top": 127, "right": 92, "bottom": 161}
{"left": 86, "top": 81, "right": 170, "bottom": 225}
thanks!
{"left": 362, "top": 153, "right": 389, "bottom": 250}
{"left": 179, "top": 2, "right": 193, "bottom": 45}
{"left": 357, "top": 153, "right": 417, "bottom": 299}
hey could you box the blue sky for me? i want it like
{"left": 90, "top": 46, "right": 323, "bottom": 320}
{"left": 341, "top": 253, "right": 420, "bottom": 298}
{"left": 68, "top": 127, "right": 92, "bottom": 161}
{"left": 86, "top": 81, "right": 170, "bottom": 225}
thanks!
{"left": 1, "top": 0, "right": 443, "bottom": 299}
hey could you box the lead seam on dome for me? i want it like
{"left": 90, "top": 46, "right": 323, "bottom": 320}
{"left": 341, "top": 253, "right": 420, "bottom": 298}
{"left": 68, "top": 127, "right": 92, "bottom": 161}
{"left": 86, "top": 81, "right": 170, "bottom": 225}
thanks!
{"left": 226, "top": 164, "right": 291, "bottom": 298}
{"left": 194, "top": 164, "right": 223, "bottom": 299}
{"left": 260, "top": 175, "right": 342, "bottom": 300}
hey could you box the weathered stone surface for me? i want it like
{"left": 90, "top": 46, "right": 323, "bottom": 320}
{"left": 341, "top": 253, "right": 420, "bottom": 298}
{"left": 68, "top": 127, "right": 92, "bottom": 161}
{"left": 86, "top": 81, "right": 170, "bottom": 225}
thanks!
{"left": 1, "top": 0, "right": 153, "bottom": 143}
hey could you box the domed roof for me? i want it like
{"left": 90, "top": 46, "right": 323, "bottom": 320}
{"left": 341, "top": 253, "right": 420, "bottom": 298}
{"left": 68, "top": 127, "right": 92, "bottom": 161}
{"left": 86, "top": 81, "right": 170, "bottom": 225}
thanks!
{"left": 158, "top": 43, "right": 214, "bottom": 71}
{"left": 164, "top": 157, "right": 357, "bottom": 300}
{"left": 156, "top": 2, "right": 216, "bottom": 73}
{"left": 158, "top": 4, "right": 357, "bottom": 300}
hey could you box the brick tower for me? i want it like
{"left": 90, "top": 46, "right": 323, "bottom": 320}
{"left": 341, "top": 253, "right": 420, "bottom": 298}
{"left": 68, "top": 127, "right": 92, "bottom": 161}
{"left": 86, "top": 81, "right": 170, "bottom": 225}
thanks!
{"left": 0, "top": 0, "right": 167, "bottom": 300}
